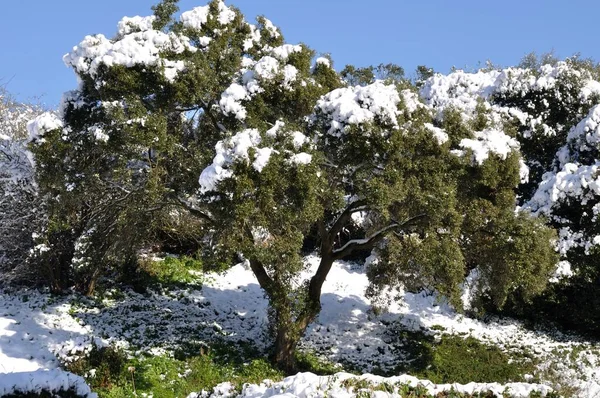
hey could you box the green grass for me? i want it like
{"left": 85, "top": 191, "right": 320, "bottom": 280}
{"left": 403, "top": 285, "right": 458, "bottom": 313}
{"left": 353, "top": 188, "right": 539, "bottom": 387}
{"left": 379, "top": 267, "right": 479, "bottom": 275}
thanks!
{"left": 142, "top": 256, "right": 205, "bottom": 285}
{"left": 418, "top": 335, "right": 537, "bottom": 384}
{"left": 338, "top": 377, "right": 558, "bottom": 398}
{"left": 388, "top": 329, "right": 537, "bottom": 384}
{"left": 65, "top": 342, "right": 284, "bottom": 398}
{"left": 120, "top": 255, "right": 206, "bottom": 292}
{"left": 295, "top": 350, "right": 343, "bottom": 375}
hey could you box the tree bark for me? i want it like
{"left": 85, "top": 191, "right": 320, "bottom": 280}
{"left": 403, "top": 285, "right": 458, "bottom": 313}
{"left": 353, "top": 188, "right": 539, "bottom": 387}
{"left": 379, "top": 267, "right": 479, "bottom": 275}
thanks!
{"left": 273, "top": 320, "right": 300, "bottom": 373}
{"left": 271, "top": 254, "right": 336, "bottom": 372}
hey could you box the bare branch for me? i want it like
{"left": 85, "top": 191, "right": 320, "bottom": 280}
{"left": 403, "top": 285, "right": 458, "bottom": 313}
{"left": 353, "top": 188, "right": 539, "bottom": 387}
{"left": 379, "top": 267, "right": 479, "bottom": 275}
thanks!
{"left": 174, "top": 196, "right": 214, "bottom": 223}
{"left": 332, "top": 213, "right": 426, "bottom": 260}
{"left": 328, "top": 199, "right": 368, "bottom": 245}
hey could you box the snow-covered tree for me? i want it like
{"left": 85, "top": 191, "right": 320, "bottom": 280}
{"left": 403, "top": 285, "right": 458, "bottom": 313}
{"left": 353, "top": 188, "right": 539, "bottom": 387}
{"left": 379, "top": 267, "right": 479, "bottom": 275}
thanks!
{"left": 30, "top": 0, "right": 557, "bottom": 369}
{"left": 421, "top": 57, "right": 600, "bottom": 331}
{"left": 0, "top": 88, "right": 45, "bottom": 283}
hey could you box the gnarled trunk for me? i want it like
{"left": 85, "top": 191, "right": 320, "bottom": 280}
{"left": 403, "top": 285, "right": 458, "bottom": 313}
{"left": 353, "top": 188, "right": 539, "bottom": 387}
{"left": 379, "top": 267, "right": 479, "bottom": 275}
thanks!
{"left": 270, "top": 254, "right": 335, "bottom": 372}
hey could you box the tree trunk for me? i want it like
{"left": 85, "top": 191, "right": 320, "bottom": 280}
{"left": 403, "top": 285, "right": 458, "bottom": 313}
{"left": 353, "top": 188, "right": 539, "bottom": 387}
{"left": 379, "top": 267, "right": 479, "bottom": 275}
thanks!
{"left": 273, "top": 323, "right": 300, "bottom": 373}
{"left": 248, "top": 248, "right": 337, "bottom": 373}
{"left": 272, "top": 255, "right": 335, "bottom": 372}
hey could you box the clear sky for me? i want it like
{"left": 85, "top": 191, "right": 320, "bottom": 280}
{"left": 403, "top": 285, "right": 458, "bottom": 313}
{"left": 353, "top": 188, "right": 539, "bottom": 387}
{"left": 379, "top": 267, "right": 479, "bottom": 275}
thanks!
{"left": 1, "top": 0, "right": 598, "bottom": 107}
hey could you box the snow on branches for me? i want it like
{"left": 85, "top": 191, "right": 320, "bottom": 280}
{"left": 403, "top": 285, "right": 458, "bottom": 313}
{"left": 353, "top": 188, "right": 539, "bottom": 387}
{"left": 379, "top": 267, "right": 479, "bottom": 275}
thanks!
{"left": 199, "top": 123, "right": 312, "bottom": 194}
{"left": 419, "top": 59, "right": 600, "bottom": 282}
{"left": 0, "top": 92, "right": 45, "bottom": 279}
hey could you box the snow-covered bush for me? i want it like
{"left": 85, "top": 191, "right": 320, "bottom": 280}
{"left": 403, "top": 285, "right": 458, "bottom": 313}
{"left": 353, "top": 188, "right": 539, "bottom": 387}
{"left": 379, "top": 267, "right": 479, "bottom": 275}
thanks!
{"left": 0, "top": 89, "right": 45, "bottom": 284}
{"left": 0, "top": 369, "right": 96, "bottom": 397}
{"left": 420, "top": 56, "right": 600, "bottom": 331}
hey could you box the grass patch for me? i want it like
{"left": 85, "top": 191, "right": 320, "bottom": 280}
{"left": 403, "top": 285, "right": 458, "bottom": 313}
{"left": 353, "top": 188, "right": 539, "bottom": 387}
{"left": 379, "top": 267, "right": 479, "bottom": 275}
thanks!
{"left": 65, "top": 342, "right": 283, "bottom": 398}
{"left": 388, "top": 328, "right": 537, "bottom": 384}
{"left": 339, "top": 378, "right": 557, "bottom": 398}
{"left": 417, "top": 335, "right": 537, "bottom": 384}
{"left": 295, "top": 350, "right": 343, "bottom": 375}
{"left": 120, "top": 255, "right": 206, "bottom": 292}
{"left": 140, "top": 256, "right": 205, "bottom": 285}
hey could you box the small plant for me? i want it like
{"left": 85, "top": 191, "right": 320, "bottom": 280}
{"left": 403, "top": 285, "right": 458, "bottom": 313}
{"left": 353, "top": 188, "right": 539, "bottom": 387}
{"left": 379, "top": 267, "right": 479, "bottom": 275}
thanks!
{"left": 65, "top": 343, "right": 127, "bottom": 390}
{"left": 295, "top": 350, "right": 341, "bottom": 375}
{"left": 137, "top": 255, "right": 205, "bottom": 287}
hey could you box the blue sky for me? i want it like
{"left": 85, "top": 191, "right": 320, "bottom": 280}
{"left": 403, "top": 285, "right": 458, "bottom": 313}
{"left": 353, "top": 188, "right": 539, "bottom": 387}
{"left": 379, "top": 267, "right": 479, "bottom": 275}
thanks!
{"left": 1, "top": 0, "right": 598, "bottom": 107}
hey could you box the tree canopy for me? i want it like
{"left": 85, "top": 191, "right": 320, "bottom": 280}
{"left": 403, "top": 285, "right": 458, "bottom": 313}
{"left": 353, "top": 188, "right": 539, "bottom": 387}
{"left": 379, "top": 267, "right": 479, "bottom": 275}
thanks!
{"left": 20, "top": 0, "right": 567, "bottom": 369}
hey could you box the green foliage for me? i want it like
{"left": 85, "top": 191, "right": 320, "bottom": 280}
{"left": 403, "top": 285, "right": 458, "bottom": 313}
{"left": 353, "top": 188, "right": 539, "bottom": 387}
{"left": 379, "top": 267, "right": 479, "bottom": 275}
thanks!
{"left": 339, "top": 377, "right": 537, "bottom": 398}
{"left": 66, "top": 342, "right": 283, "bottom": 398}
{"left": 294, "top": 350, "right": 342, "bottom": 375}
{"left": 341, "top": 63, "right": 405, "bottom": 86}
{"left": 66, "top": 343, "right": 127, "bottom": 390}
{"left": 136, "top": 255, "right": 204, "bottom": 287}
{"left": 151, "top": 0, "right": 179, "bottom": 30}
{"left": 385, "top": 329, "right": 536, "bottom": 385}
{"left": 416, "top": 335, "right": 536, "bottom": 384}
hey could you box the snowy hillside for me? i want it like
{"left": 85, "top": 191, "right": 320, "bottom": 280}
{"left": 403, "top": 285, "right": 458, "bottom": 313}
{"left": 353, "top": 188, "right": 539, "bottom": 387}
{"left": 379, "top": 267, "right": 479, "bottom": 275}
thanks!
{"left": 1, "top": 256, "right": 599, "bottom": 396}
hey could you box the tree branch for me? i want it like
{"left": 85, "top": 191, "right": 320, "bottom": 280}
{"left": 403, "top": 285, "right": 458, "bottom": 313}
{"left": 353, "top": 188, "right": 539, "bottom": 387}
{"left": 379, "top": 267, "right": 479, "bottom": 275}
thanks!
{"left": 174, "top": 195, "right": 214, "bottom": 223}
{"left": 328, "top": 199, "right": 368, "bottom": 245}
{"left": 331, "top": 213, "right": 426, "bottom": 260}
{"left": 248, "top": 257, "right": 276, "bottom": 298}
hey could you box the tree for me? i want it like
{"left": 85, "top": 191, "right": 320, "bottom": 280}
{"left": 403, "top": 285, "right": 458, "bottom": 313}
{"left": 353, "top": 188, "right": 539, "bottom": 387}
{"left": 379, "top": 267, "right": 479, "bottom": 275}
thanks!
{"left": 0, "top": 88, "right": 45, "bottom": 284}
{"left": 30, "top": 0, "right": 557, "bottom": 370}
{"left": 420, "top": 56, "right": 600, "bottom": 331}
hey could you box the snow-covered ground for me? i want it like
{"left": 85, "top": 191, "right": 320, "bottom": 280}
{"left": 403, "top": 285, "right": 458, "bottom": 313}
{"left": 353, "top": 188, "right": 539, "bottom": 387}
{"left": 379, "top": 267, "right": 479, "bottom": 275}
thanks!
{"left": 191, "top": 372, "right": 553, "bottom": 398}
{"left": 1, "top": 256, "right": 599, "bottom": 396}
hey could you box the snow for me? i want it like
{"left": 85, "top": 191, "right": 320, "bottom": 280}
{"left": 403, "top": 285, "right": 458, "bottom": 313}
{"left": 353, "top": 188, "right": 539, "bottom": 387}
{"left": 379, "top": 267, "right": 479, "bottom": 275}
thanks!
{"left": 457, "top": 129, "right": 520, "bottom": 165}
{"left": 420, "top": 69, "right": 500, "bottom": 118}
{"left": 88, "top": 125, "right": 109, "bottom": 143}
{"left": 180, "top": 1, "right": 236, "bottom": 29}
{"left": 271, "top": 44, "right": 303, "bottom": 61}
{"left": 266, "top": 121, "right": 285, "bottom": 137}
{"left": 220, "top": 53, "right": 302, "bottom": 120}
{"left": 64, "top": 18, "right": 195, "bottom": 83}
{"left": 550, "top": 260, "right": 574, "bottom": 283}
{"left": 117, "top": 15, "right": 156, "bottom": 36}
{"left": 0, "top": 370, "right": 97, "bottom": 397}
{"left": 192, "top": 372, "right": 552, "bottom": 398}
{"left": 290, "top": 131, "right": 309, "bottom": 149}
{"left": 220, "top": 83, "right": 250, "bottom": 120}
{"left": 199, "top": 129, "right": 262, "bottom": 193}
{"left": 424, "top": 123, "right": 448, "bottom": 145}
{"left": 315, "top": 82, "right": 401, "bottom": 136}
{"left": 2, "top": 255, "right": 600, "bottom": 396}
{"left": 282, "top": 65, "right": 299, "bottom": 88}
{"left": 289, "top": 153, "right": 312, "bottom": 165}
{"left": 315, "top": 57, "right": 331, "bottom": 68}
{"left": 262, "top": 18, "right": 280, "bottom": 38}
{"left": 253, "top": 147, "right": 277, "bottom": 172}
{"left": 27, "top": 112, "right": 63, "bottom": 141}
{"left": 199, "top": 126, "right": 315, "bottom": 192}
{"left": 253, "top": 56, "right": 280, "bottom": 80}
{"left": 567, "top": 104, "right": 600, "bottom": 152}
{"left": 526, "top": 162, "right": 600, "bottom": 217}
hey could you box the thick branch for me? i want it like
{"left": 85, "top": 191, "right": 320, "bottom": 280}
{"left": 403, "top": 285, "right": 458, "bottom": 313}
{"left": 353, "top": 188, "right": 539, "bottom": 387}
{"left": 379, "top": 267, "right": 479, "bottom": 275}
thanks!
{"left": 328, "top": 199, "right": 368, "bottom": 245}
{"left": 332, "top": 213, "right": 426, "bottom": 260}
{"left": 248, "top": 258, "right": 276, "bottom": 298}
